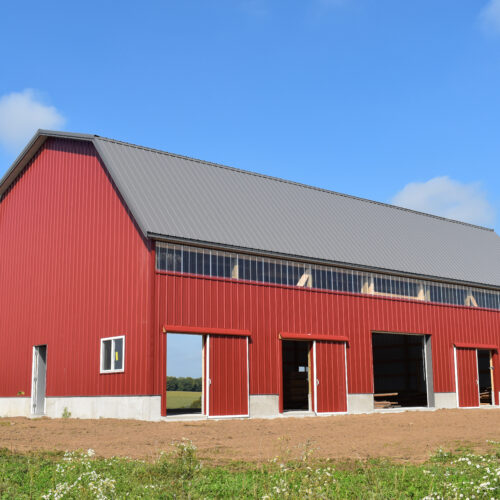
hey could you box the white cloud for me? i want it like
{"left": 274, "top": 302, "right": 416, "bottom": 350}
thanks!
{"left": 479, "top": 0, "right": 500, "bottom": 36}
{"left": 0, "top": 89, "right": 65, "bottom": 153}
{"left": 391, "top": 176, "right": 495, "bottom": 227}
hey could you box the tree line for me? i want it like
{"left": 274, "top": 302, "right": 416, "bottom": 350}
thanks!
{"left": 167, "top": 376, "right": 202, "bottom": 392}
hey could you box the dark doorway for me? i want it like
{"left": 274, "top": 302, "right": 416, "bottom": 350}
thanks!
{"left": 282, "top": 340, "right": 310, "bottom": 411}
{"left": 478, "top": 350, "right": 493, "bottom": 405}
{"left": 372, "top": 333, "right": 428, "bottom": 409}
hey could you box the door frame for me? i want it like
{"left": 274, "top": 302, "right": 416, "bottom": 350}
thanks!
{"left": 280, "top": 338, "right": 314, "bottom": 413}
{"left": 454, "top": 345, "right": 497, "bottom": 408}
{"left": 477, "top": 349, "right": 494, "bottom": 406}
{"left": 162, "top": 324, "right": 252, "bottom": 418}
{"left": 453, "top": 346, "right": 460, "bottom": 408}
{"left": 313, "top": 340, "right": 349, "bottom": 415}
{"left": 484, "top": 350, "right": 496, "bottom": 406}
{"left": 278, "top": 333, "right": 349, "bottom": 415}
{"left": 31, "top": 345, "right": 47, "bottom": 416}
{"left": 164, "top": 331, "right": 206, "bottom": 416}
{"left": 206, "top": 334, "right": 250, "bottom": 419}
{"left": 371, "top": 331, "right": 433, "bottom": 409}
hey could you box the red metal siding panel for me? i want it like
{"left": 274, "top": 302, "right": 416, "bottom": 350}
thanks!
{"left": 0, "top": 139, "right": 154, "bottom": 398}
{"left": 164, "top": 325, "right": 250, "bottom": 336}
{"left": 456, "top": 348, "right": 480, "bottom": 407}
{"left": 455, "top": 343, "right": 498, "bottom": 350}
{"left": 156, "top": 273, "right": 500, "bottom": 408}
{"left": 280, "top": 332, "right": 349, "bottom": 342}
{"left": 315, "top": 341, "right": 347, "bottom": 413}
{"left": 208, "top": 335, "right": 248, "bottom": 416}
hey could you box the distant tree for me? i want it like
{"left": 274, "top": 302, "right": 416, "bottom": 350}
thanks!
{"left": 177, "top": 377, "right": 188, "bottom": 391}
{"left": 167, "top": 376, "right": 202, "bottom": 392}
{"left": 180, "top": 377, "right": 195, "bottom": 391}
{"left": 166, "top": 376, "right": 178, "bottom": 391}
{"left": 186, "top": 377, "right": 195, "bottom": 391}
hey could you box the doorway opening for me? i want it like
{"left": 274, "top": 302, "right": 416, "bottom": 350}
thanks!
{"left": 31, "top": 345, "right": 47, "bottom": 415}
{"left": 372, "top": 333, "right": 431, "bottom": 409}
{"left": 282, "top": 340, "right": 311, "bottom": 411}
{"left": 166, "top": 333, "right": 204, "bottom": 416}
{"left": 478, "top": 350, "right": 493, "bottom": 406}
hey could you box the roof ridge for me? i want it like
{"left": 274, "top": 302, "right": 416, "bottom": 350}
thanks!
{"left": 94, "top": 134, "right": 495, "bottom": 233}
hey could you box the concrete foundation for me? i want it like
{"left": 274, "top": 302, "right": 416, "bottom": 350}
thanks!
{"left": 45, "top": 396, "right": 162, "bottom": 420}
{"left": 249, "top": 394, "right": 280, "bottom": 418}
{"left": 347, "top": 393, "right": 374, "bottom": 413}
{"left": 0, "top": 396, "right": 161, "bottom": 421}
{"left": 5, "top": 392, "right": 498, "bottom": 420}
{"left": 0, "top": 397, "right": 31, "bottom": 417}
{"left": 434, "top": 392, "right": 457, "bottom": 409}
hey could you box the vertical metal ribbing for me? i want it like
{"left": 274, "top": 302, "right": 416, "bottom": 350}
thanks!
{"left": 0, "top": 138, "right": 153, "bottom": 399}
{"left": 157, "top": 271, "right": 500, "bottom": 409}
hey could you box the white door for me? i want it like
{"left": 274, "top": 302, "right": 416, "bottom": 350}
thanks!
{"left": 31, "top": 345, "right": 47, "bottom": 415}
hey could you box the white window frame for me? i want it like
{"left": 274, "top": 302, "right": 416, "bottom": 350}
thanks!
{"left": 100, "top": 335, "right": 125, "bottom": 374}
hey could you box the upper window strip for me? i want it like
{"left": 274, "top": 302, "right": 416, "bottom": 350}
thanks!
{"left": 155, "top": 242, "right": 500, "bottom": 311}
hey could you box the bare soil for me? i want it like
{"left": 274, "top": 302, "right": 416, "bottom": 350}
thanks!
{"left": 1, "top": 409, "right": 500, "bottom": 464}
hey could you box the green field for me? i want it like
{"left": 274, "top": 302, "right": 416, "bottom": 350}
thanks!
{"left": 166, "top": 391, "right": 201, "bottom": 410}
{"left": 1, "top": 444, "right": 500, "bottom": 498}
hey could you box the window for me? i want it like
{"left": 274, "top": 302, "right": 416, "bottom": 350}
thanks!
{"left": 100, "top": 336, "right": 125, "bottom": 373}
{"left": 154, "top": 242, "right": 500, "bottom": 311}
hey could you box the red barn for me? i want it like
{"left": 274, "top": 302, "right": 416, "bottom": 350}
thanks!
{"left": 1, "top": 130, "right": 499, "bottom": 420}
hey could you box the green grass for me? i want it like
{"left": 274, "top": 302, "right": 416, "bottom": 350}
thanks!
{"left": 0, "top": 442, "right": 499, "bottom": 499}
{"left": 166, "top": 391, "right": 201, "bottom": 409}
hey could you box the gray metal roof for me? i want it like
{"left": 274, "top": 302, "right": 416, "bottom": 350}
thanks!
{"left": 3, "top": 130, "right": 500, "bottom": 288}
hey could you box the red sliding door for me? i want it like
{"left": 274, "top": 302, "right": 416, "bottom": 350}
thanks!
{"left": 456, "top": 347, "right": 479, "bottom": 408}
{"left": 314, "top": 341, "right": 348, "bottom": 413}
{"left": 208, "top": 335, "right": 249, "bottom": 417}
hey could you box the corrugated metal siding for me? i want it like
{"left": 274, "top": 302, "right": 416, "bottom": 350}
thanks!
{"left": 456, "top": 348, "right": 480, "bottom": 407}
{"left": 94, "top": 136, "right": 500, "bottom": 288}
{"left": 208, "top": 335, "right": 248, "bottom": 416}
{"left": 156, "top": 272, "right": 500, "bottom": 403}
{"left": 315, "top": 341, "right": 347, "bottom": 413}
{"left": 0, "top": 139, "right": 155, "bottom": 398}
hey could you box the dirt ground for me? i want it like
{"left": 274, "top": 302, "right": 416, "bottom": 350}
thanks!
{"left": 1, "top": 409, "right": 500, "bottom": 464}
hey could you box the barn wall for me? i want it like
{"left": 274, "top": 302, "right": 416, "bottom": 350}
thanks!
{"left": 0, "top": 139, "right": 155, "bottom": 398}
{"left": 156, "top": 272, "right": 500, "bottom": 399}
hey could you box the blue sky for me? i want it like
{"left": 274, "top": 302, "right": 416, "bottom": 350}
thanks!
{"left": 1, "top": 0, "right": 500, "bottom": 228}
{"left": 167, "top": 334, "right": 202, "bottom": 379}
{"left": 1, "top": 1, "right": 500, "bottom": 375}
